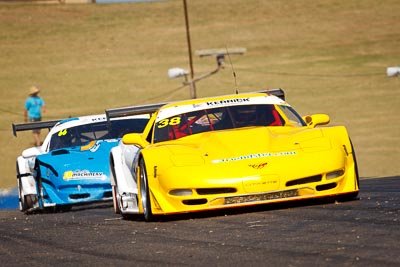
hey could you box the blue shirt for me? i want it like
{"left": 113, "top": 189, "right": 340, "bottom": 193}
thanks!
{"left": 25, "top": 96, "right": 45, "bottom": 120}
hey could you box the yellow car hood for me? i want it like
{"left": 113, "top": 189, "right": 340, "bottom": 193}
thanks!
{"left": 157, "top": 126, "right": 331, "bottom": 167}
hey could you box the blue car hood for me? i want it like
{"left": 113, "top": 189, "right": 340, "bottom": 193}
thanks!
{"left": 37, "top": 139, "right": 118, "bottom": 185}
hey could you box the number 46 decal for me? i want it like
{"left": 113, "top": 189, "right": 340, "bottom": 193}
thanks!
{"left": 157, "top": 117, "right": 181, "bottom": 128}
{"left": 58, "top": 129, "right": 68, "bottom": 136}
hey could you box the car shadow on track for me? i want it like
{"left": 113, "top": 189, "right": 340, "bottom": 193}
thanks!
{"left": 121, "top": 195, "right": 360, "bottom": 223}
{"left": 24, "top": 201, "right": 114, "bottom": 214}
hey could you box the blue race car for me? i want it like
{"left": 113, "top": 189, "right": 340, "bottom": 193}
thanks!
{"left": 13, "top": 113, "right": 149, "bottom": 213}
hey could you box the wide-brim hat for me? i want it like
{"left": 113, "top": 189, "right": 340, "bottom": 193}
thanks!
{"left": 29, "top": 86, "right": 40, "bottom": 95}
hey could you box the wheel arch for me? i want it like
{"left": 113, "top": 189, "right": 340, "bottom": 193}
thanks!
{"left": 16, "top": 156, "right": 37, "bottom": 198}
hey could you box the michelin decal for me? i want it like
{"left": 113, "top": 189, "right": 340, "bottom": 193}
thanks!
{"left": 63, "top": 170, "right": 106, "bottom": 180}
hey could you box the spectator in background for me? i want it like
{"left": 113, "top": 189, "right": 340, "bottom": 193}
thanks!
{"left": 24, "top": 86, "right": 46, "bottom": 146}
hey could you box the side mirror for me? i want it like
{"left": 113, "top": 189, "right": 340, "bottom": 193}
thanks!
{"left": 303, "top": 114, "right": 330, "bottom": 127}
{"left": 122, "top": 133, "right": 149, "bottom": 148}
{"left": 22, "top": 147, "right": 41, "bottom": 158}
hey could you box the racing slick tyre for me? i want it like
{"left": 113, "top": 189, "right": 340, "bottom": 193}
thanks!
{"left": 112, "top": 185, "right": 121, "bottom": 214}
{"left": 16, "top": 162, "right": 27, "bottom": 212}
{"left": 350, "top": 139, "right": 360, "bottom": 190}
{"left": 16, "top": 162, "right": 37, "bottom": 212}
{"left": 24, "top": 195, "right": 38, "bottom": 212}
{"left": 139, "top": 158, "right": 153, "bottom": 222}
{"left": 110, "top": 160, "right": 121, "bottom": 214}
{"left": 337, "top": 139, "right": 360, "bottom": 202}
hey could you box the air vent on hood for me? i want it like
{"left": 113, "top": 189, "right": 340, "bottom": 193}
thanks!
{"left": 51, "top": 149, "right": 70, "bottom": 156}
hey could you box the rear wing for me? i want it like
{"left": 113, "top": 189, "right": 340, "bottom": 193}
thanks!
{"left": 105, "top": 88, "right": 285, "bottom": 121}
{"left": 259, "top": 88, "right": 285, "bottom": 101}
{"left": 13, "top": 104, "right": 168, "bottom": 137}
{"left": 106, "top": 103, "right": 167, "bottom": 121}
{"left": 12, "top": 120, "right": 60, "bottom": 137}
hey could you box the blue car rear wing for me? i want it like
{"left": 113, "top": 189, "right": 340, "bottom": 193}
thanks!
{"left": 12, "top": 120, "right": 60, "bottom": 137}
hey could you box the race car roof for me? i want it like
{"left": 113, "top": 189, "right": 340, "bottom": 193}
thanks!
{"left": 156, "top": 92, "right": 287, "bottom": 122}
{"left": 105, "top": 88, "right": 285, "bottom": 121}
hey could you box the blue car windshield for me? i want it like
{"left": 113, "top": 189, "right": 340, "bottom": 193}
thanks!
{"left": 153, "top": 104, "right": 305, "bottom": 143}
{"left": 49, "top": 118, "right": 149, "bottom": 151}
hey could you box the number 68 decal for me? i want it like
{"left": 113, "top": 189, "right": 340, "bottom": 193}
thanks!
{"left": 157, "top": 117, "right": 181, "bottom": 128}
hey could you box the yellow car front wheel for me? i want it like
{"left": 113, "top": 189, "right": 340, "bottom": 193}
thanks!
{"left": 139, "top": 158, "right": 153, "bottom": 222}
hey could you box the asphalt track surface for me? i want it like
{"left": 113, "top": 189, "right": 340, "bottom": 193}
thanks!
{"left": 0, "top": 177, "right": 399, "bottom": 267}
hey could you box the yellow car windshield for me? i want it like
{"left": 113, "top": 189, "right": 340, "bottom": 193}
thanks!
{"left": 153, "top": 104, "right": 293, "bottom": 143}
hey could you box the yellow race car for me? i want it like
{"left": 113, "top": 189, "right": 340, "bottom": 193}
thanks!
{"left": 108, "top": 90, "right": 359, "bottom": 221}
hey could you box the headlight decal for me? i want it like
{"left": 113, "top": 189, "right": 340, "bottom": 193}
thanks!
{"left": 326, "top": 169, "right": 344, "bottom": 180}
{"left": 169, "top": 189, "right": 193, "bottom": 196}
